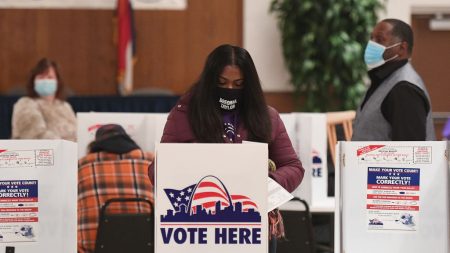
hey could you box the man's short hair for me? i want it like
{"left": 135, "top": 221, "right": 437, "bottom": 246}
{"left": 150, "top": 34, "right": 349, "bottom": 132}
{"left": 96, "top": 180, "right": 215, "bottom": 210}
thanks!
{"left": 382, "top": 19, "right": 414, "bottom": 54}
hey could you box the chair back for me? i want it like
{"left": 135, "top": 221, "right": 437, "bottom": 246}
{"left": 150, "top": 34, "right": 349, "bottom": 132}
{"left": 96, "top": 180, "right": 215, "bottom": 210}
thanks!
{"left": 95, "top": 198, "right": 154, "bottom": 253}
{"left": 326, "top": 110, "right": 356, "bottom": 164}
{"left": 277, "top": 197, "right": 315, "bottom": 253}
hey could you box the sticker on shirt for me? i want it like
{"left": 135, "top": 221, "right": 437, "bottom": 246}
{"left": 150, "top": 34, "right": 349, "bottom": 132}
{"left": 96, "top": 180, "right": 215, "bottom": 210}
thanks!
{"left": 366, "top": 167, "right": 420, "bottom": 231}
{"left": 357, "top": 146, "right": 431, "bottom": 165}
{"left": 0, "top": 150, "right": 54, "bottom": 168}
{"left": 0, "top": 180, "right": 39, "bottom": 242}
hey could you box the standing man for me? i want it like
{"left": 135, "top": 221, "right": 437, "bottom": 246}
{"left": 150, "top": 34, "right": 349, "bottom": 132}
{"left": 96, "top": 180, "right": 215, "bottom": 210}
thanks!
{"left": 352, "top": 19, "right": 435, "bottom": 141}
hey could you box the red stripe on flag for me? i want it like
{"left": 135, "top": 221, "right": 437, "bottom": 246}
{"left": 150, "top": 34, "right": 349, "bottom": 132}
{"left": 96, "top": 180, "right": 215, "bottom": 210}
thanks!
{"left": 198, "top": 181, "right": 228, "bottom": 197}
{"left": 241, "top": 200, "right": 257, "bottom": 208}
{"left": 231, "top": 195, "right": 258, "bottom": 210}
{"left": 193, "top": 192, "right": 228, "bottom": 202}
{"left": 231, "top": 195, "right": 250, "bottom": 200}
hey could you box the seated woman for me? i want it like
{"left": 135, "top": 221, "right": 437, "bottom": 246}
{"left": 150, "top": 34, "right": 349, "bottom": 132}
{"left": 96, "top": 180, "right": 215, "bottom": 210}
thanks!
{"left": 78, "top": 124, "right": 154, "bottom": 253}
{"left": 11, "top": 58, "right": 77, "bottom": 141}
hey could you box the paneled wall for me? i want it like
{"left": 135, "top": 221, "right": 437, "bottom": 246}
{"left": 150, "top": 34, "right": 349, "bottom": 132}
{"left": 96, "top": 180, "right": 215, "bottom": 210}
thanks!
{"left": 412, "top": 15, "right": 450, "bottom": 140}
{"left": 411, "top": 15, "right": 450, "bottom": 113}
{"left": 0, "top": 0, "right": 243, "bottom": 95}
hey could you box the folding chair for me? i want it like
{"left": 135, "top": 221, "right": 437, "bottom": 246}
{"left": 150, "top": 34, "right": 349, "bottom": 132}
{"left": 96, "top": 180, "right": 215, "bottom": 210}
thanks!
{"left": 277, "top": 197, "right": 315, "bottom": 253}
{"left": 95, "top": 198, "right": 154, "bottom": 253}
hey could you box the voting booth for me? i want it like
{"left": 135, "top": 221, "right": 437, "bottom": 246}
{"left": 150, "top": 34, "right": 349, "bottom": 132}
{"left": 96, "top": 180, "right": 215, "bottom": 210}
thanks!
{"left": 279, "top": 113, "right": 332, "bottom": 211}
{"left": 335, "top": 141, "right": 450, "bottom": 253}
{"left": 78, "top": 112, "right": 333, "bottom": 213}
{"left": 293, "top": 113, "right": 330, "bottom": 209}
{"left": 77, "top": 112, "right": 168, "bottom": 158}
{"left": 155, "top": 143, "right": 269, "bottom": 253}
{"left": 0, "top": 140, "right": 77, "bottom": 253}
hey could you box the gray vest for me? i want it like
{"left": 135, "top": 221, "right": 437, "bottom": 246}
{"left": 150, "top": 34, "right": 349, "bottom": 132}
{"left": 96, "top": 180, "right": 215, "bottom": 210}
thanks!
{"left": 352, "top": 62, "right": 436, "bottom": 141}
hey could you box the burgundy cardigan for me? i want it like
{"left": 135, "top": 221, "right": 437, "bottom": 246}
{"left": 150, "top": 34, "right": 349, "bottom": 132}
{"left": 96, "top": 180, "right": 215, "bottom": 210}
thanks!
{"left": 158, "top": 94, "right": 304, "bottom": 193}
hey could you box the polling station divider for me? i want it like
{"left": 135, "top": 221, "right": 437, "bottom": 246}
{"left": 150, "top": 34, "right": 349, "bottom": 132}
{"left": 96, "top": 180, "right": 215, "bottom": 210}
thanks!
{"left": 0, "top": 140, "right": 77, "bottom": 253}
{"left": 279, "top": 113, "right": 334, "bottom": 212}
{"left": 76, "top": 112, "right": 168, "bottom": 158}
{"left": 77, "top": 112, "right": 334, "bottom": 212}
{"left": 154, "top": 142, "right": 269, "bottom": 253}
{"left": 334, "top": 141, "right": 450, "bottom": 253}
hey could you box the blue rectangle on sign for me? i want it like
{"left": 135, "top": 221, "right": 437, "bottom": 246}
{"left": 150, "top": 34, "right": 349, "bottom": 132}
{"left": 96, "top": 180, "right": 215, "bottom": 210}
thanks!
{"left": 367, "top": 167, "right": 420, "bottom": 186}
{"left": 0, "top": 180, "right": 38, "bottom": 198}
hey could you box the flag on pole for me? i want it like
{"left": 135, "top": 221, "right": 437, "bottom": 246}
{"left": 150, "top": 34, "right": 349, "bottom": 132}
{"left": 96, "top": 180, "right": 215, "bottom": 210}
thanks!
{"left": 116, "top": 0, "right": 136, "bottom": 95}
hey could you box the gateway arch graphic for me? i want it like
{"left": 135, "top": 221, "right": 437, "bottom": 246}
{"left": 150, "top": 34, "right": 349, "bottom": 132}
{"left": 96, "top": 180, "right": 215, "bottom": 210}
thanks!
{"left": 161, "top": 175, "right": 261, "bottom": 222}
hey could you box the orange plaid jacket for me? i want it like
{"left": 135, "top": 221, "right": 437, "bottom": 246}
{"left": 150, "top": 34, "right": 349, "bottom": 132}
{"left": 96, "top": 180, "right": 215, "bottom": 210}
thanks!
{"left": 77, "top": 149, "right": 154, "bottom": 253}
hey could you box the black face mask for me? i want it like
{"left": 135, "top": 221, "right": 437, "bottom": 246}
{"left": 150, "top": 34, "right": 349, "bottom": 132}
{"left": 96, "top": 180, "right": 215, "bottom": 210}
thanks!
{"left": 217, "top": 87, "right": 243, "bottom": 111}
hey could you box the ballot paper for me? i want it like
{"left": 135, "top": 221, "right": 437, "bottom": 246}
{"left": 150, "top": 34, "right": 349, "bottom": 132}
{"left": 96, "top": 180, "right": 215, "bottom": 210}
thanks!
{"left": 268, "top": 177, "right": 294, "bottom": 212}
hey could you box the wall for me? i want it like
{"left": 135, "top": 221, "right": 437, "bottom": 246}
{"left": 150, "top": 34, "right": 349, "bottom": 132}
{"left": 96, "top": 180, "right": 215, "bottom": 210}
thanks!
{"left": 0, "top": 0, "right": 243, "bottom": 96}
{"left": 0, "top": 0, "right": 448, "bottom": 114}
{"left": 382, "top": 0, "right": 450, "bottom": 23}
{"left": 243, "top": 0, "right": 292, "bottom": 92}
{"left": 243, "top": 0, "right": 296, "bottom": 112}
{"left": 411, "top": 15, "right": 450, "bottom": 140}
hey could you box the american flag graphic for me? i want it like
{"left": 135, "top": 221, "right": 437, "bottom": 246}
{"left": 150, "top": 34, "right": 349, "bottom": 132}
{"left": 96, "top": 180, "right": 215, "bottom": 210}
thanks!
{"left": 164, "top": 178, "right": 258, "bottom": 214}
{"left": 164, "top": 184, "right": 196, "bottom": 213}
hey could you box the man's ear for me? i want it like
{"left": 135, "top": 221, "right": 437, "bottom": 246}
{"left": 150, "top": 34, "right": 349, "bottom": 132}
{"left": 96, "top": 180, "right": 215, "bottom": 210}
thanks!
{"left": 400, "top": 41, "right": 410, "bottom": 57}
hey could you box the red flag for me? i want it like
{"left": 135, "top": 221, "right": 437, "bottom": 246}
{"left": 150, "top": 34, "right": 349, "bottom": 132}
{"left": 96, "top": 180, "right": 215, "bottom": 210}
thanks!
{"left": 116, "top": 0, "right": 136, "bottom": 95}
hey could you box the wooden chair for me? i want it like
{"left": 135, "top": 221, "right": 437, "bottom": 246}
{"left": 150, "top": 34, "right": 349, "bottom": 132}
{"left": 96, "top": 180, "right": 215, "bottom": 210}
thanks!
{"left": 326, "top": 111, "right": 356, "bottom": 164}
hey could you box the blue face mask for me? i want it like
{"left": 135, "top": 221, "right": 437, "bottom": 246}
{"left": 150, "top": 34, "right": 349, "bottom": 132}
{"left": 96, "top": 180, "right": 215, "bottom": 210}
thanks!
{"left": 34, "top": 79, "right": 58, "bottom": 97}
{"left": 364, "top": 40, "right": 401, "bottom": 70}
